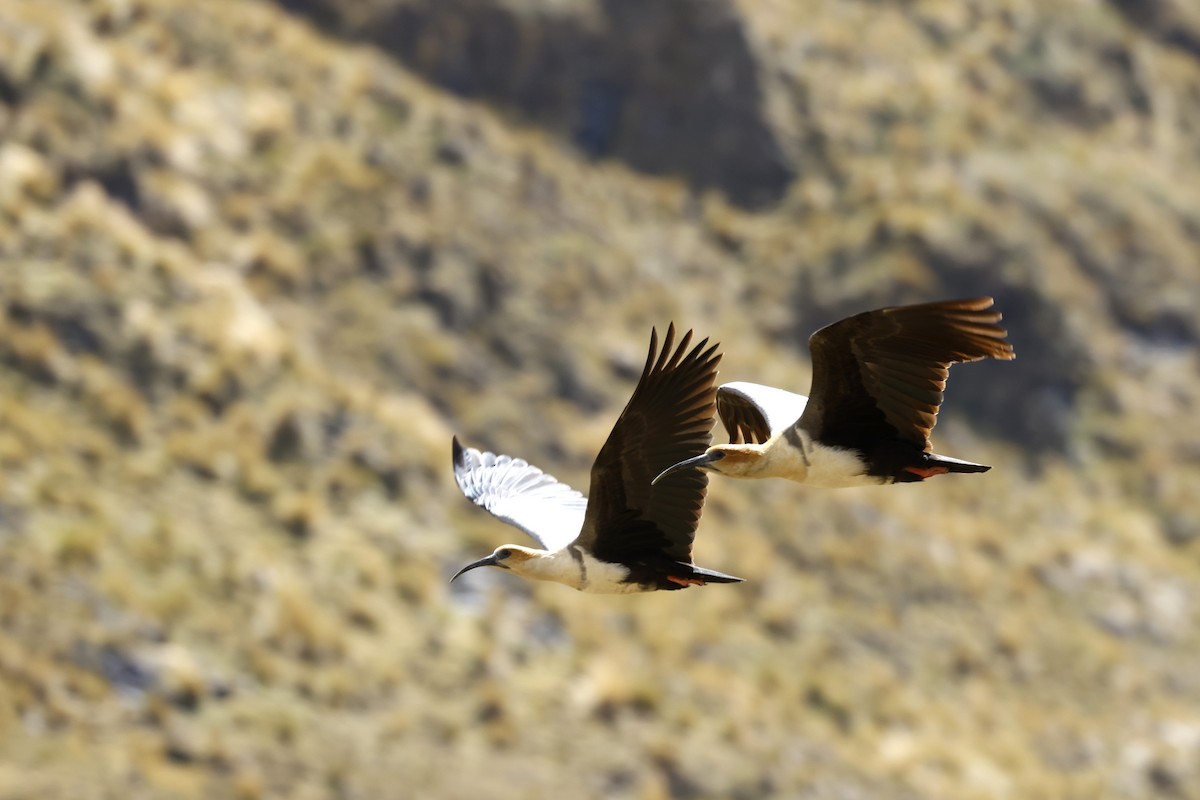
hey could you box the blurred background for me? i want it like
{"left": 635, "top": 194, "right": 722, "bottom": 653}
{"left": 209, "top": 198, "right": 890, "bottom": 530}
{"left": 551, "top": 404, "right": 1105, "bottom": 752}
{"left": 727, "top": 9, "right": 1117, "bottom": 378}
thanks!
{"left": 2, "top": 0, "right": 1199, "bottom": 797}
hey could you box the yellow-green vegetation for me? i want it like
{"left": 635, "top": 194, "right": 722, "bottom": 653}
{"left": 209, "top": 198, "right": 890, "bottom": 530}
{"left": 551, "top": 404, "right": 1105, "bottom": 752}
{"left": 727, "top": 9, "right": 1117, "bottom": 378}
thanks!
{"left": 1, "top": 0, "right": 1199, "bottom": 797}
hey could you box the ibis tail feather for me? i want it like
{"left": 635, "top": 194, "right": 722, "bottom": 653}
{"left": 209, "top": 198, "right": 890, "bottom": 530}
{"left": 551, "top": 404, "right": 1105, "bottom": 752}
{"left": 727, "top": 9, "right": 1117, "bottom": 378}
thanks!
{"left": 929, "top": 453, "right": 991, "bottom": 473}
{"left": 686, "top": 564, "right": 744, "bottom": 584}
{"left": 896, "top": 452, "right": 992, "bottom": 482}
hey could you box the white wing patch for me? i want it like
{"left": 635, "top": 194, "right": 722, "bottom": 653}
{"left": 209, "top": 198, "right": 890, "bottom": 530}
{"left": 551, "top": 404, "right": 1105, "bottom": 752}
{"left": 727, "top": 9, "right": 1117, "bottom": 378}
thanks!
{"left": 720, "top": 381, "right": 810, "bottom": 438}
{"left": 452, "top": 438, "right": 588, "bottom": 552}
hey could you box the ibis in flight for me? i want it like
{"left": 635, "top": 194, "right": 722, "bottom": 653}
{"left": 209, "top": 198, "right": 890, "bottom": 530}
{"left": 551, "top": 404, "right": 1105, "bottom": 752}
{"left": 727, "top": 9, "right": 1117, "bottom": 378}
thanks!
{"left": 653, "top": 298, "right": 1015, "bottom": 488}
{"left": 451, "top": 325, "right": 743, "bottom": 593}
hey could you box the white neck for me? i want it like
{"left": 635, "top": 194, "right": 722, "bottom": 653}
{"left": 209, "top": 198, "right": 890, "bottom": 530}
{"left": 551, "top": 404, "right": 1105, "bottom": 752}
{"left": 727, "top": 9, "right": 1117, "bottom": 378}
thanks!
{"left": 760, "top": 430, "right": 883, "bottom": 488}
{"left": 513, "top": 548, "right": 640, "bottom": 594}
{"left": 713, "top": 441, "right": 809, "bottom": 480}
{"left": 755, "top": 438, "right": 810, "bottom": 480}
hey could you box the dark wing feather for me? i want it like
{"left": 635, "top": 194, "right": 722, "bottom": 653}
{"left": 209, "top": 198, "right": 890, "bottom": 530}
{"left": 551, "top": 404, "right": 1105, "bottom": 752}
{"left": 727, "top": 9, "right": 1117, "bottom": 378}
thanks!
{"left": 717, "top": 382, "right": 810, "bottom": 444}
{"left": 577, "top": 325, "right": 721, "bottom": 565}
{"left": 796, "top": 298, "right": 1015, "bottom": 451}
{"left": 717, "top": 385, "right": 772, "bottom": 444}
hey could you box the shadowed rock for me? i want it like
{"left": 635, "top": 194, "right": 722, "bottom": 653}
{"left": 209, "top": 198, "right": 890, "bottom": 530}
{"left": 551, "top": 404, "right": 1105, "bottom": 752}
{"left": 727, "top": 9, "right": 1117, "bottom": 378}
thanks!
{"left": 275, "top": 0, "right": 794, "bottom": 208}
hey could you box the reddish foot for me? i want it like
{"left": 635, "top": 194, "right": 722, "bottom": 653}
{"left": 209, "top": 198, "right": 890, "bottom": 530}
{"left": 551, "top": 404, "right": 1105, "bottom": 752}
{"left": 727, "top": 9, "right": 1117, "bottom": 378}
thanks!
{"left": 667, "top": 575, "right": 706, "bottom": 587}
{"left": 903, "top": 465, "right": 951, "bottom": 480}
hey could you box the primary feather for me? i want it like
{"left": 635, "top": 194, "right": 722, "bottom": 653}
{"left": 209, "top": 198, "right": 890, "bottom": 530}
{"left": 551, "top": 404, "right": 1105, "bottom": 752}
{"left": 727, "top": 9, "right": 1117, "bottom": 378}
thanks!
{"left": 452, "top": 437, "right": 588, "bottom": 552}
{"left": 717, "top": 381, "right": 810, "bottom": 444}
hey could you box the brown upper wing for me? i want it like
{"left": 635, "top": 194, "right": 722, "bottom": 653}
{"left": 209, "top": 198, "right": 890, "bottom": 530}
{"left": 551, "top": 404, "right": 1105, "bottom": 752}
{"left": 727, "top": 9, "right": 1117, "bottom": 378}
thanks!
{"left": 796, "top": 298, "right": 1015, "bottom": 452}
{"left": 578, "top": 325, "right": 721, "bottom": 565}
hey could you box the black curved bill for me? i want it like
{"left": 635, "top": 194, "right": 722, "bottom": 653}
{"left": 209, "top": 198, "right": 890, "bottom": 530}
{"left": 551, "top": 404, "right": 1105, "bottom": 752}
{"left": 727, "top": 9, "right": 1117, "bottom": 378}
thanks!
{"left": 450, "top": 554, "right": 501, "bottom": 582}
{"left": 651, "top": 451, "right": 725, "bottom": 485}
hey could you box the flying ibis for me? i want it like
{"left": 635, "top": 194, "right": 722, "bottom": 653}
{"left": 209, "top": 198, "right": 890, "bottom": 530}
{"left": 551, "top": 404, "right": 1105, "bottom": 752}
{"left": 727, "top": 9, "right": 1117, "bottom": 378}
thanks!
{"left": 653, "top": 298, "right": 1015, "bottom": 488}
{"left": 451, "top": 325, "right": 742, "bottom": 593}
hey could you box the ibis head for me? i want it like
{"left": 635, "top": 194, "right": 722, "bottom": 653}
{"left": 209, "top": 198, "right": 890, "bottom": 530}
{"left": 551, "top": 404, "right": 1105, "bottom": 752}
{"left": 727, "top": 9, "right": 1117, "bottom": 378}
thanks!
{"left": 450, "top": 544, "right": 545, "bottom": 583}
{"left": 652, "top": 444, "right": 769, "bottom": 484}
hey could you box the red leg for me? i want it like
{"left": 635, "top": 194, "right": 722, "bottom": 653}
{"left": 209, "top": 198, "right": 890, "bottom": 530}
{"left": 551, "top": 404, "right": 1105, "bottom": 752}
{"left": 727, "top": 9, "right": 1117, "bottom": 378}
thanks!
{"left": 667, "top": 575, "right": 705, "bottom": 587}
{"left": 902, "top": 465, "right": 950, "bottom": 480}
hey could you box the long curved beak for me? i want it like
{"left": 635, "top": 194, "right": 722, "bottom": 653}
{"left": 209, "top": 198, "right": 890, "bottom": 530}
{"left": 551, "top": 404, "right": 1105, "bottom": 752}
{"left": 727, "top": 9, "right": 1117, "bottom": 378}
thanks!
{"left": 651, "top": 450, "right": 725, "bottom": 485}
{"left": 450, "top": 554, "right": 500, "bottom": 582}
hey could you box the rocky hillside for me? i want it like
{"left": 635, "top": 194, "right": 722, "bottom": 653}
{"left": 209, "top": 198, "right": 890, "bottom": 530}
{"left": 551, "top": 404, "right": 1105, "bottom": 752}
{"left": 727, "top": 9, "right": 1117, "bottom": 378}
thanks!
{"left": 1, "top": 0, "right": 1198, "bottom": 797}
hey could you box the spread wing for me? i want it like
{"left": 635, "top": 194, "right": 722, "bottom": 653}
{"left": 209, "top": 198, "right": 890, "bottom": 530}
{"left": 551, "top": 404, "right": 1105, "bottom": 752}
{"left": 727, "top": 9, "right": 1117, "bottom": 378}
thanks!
{"left": 578, "top": 325, "right": 721, "bottom": 565}
{"left": 452, "top": 437, "right": 588, "bottom": 552}
{"left": 796, "top": 297, "right": 1015, "bottom": 451}
{"left": 717, "top": 381, "right": 809, "bottom": 444}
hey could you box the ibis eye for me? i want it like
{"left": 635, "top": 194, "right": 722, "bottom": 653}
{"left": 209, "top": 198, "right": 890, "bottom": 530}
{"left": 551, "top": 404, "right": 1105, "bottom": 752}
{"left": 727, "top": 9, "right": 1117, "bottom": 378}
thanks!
{"left": 496, "top": 548, "right": 512, "bottom": 559}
